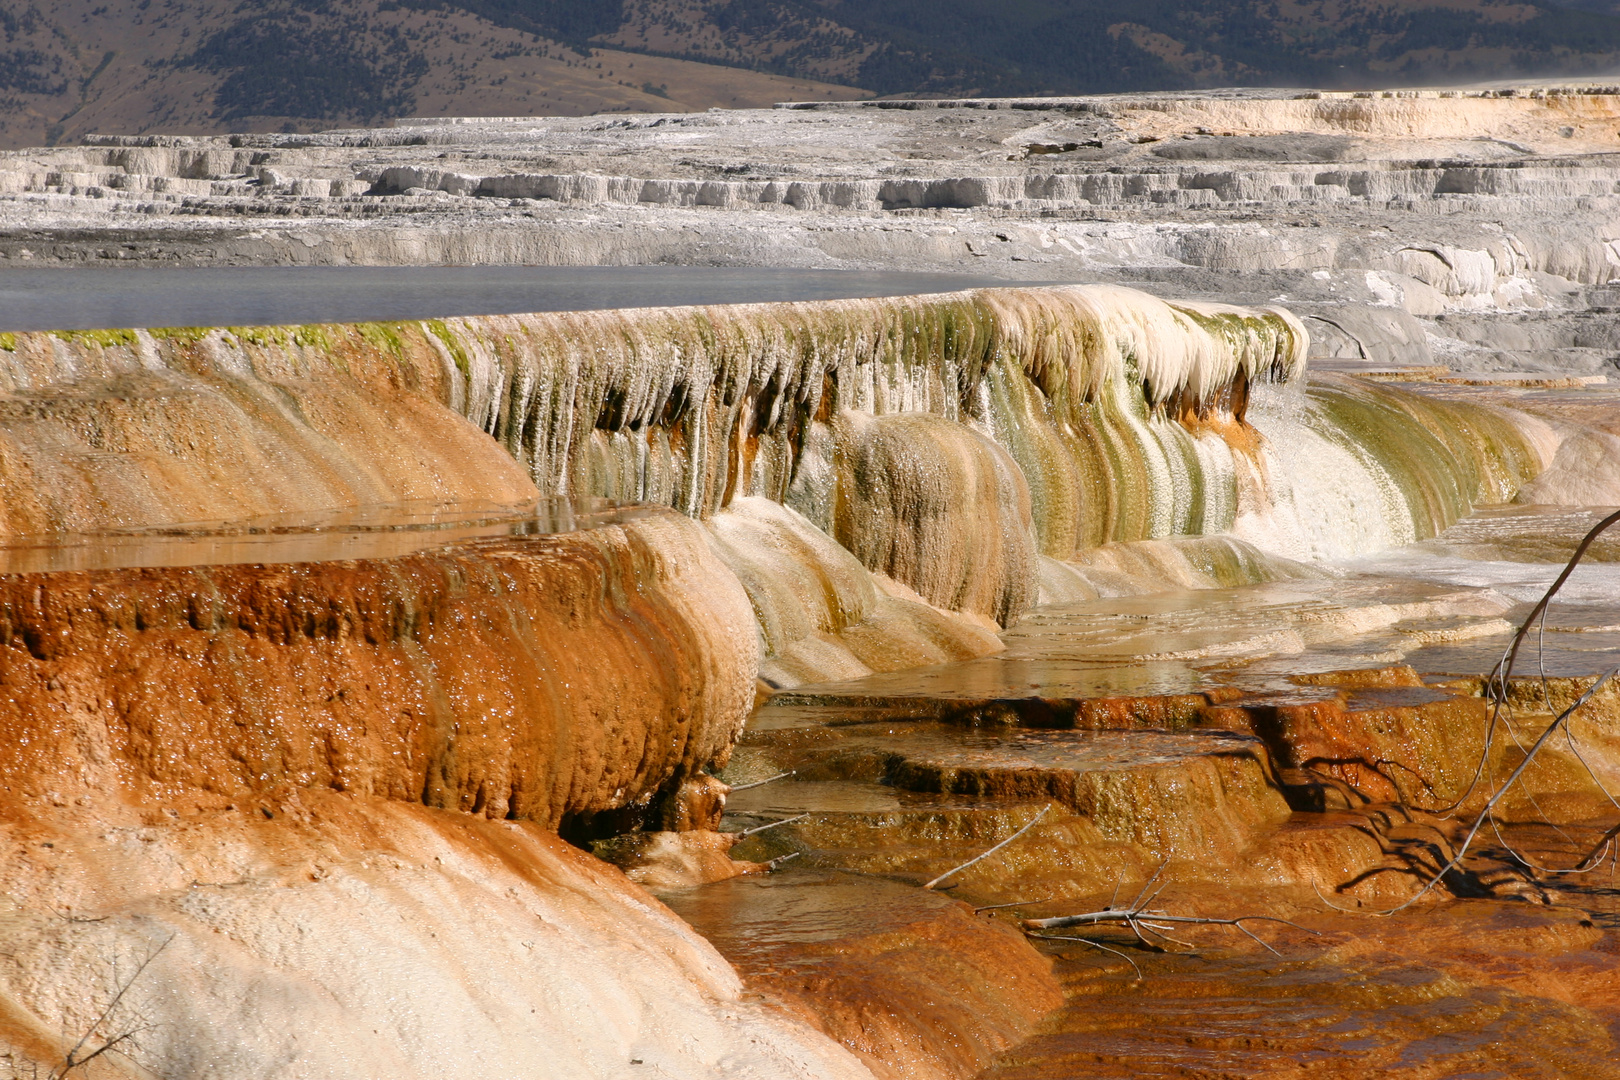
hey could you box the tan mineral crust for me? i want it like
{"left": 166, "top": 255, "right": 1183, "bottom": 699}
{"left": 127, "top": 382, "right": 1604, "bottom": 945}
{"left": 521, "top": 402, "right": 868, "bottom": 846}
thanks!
{"left": 1, "top": 86, "right": 1620, "bottom": 1080}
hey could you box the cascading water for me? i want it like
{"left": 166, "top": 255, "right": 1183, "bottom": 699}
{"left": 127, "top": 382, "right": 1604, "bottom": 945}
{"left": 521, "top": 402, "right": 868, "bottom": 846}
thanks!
{"left": 1241, "top": 372, "right": 1553, "bottom": 560}
{"left": 431, "top": 286, "right": 1307, "bottom": 568}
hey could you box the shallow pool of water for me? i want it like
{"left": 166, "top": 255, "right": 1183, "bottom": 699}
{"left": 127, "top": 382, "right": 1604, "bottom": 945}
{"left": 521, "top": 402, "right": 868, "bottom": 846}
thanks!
{"left": 0, "top": 265, "right": 1045, "bottom": 331}
{"left": 0, "top": 497, "right": 651, "bottom": 572}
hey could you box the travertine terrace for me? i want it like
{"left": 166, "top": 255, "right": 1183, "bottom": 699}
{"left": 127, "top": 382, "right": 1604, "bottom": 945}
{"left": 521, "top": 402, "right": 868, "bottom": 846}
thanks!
{"left": 9, "top": 87, "right": 1620, "bottom": 377}
{"left": 3, "top": 89, "right": 1620, "bottom": 1080}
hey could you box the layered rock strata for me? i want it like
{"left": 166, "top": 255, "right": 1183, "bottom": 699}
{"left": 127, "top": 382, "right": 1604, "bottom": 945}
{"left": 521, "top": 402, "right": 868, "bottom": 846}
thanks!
{"left": 0, "top": 518, "right": 759, "bottom": 828}
{"left": 0, "top": 510, "right": 904, "bottom": 1079}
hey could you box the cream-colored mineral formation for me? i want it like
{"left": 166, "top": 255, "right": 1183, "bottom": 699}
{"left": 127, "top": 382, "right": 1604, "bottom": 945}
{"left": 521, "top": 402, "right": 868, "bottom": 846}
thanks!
{"left": 6, "top": 86, "right": 1620, "bottom": 380}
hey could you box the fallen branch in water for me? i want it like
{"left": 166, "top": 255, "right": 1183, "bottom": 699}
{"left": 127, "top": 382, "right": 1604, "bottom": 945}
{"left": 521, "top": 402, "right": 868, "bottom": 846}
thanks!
{"left": 1019, "top": 862, "right": 1315, "bottom": 956}
{"left": 1325, "top": 666, "right": 1619, "bottom": 916}
{"left": 924, "top": 804, "right": 1052, "bottom": 891}
{"left": 1028, "top": 933, "right": 1144, "bottom": 980}
{"left": 733, "top": 813, "right": 808, "bottom": 838}
{"left": 973, "top": 896, "right": 1058, "bottom": 914}
{"left": 728, "top": 770, "right": 796, "bottom": 792}
{"left": 1023, "top": 909, "right": 1315, "bottom": 955}
{"left": 1321, "top": 508, "right": 1620, "bottom": 915}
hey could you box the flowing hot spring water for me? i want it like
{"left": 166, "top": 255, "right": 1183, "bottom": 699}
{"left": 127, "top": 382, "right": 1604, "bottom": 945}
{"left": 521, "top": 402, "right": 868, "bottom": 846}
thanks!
{"left": 0, "top": 283, "right": 1617, "bottom": 1079}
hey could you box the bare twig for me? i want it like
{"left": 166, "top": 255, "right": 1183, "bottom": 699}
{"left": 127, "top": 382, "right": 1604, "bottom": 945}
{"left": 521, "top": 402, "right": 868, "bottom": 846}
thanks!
{"left": 728, "top": 770, "right": 796, "bottom": 792}
{"left": 54, "top": 933, "right": 172, "bottom": 1080}
{"left": 734, "top": 813, "right": 808, "bottom": 838}
{"left": 1134, "top": 919, "right": 1198, "bottom": 949}
{"left": 1313, "top": 509, "right": 1620, "bottom": 914}
{"left": 1571, "top": 821, "right": 1620, "bottom": 870}
{"left": 1319, "top": 667, "right": 1619, "bottom": 916}
{"left": 923, "top": 804, "right": 1053, "bottom": 890}
{"left": 1436, "top": 508, "right": 1620, "bottom": 817}
{"left": 1029, "top": 933, "right": 1144, "bottom": 979}
{"left": 1012, "top": 861, "right": 1317, "bottom": 965}
{"left": 765, "top": 851, "right": 801, "bottom": 870}
{"left": 46, "top": 907, "right": 108, "bottom": 925}
{"left": 1490, "top": 509, "right": 1620, "bottom": 701}
{"left": 1021, "top": 910, "right": 1315, "bottom": 956}
{"left": 973, "top": 896, "right": 1057, "bottom": 914}
{"left": 1126, "top": 859, "right": 1169, "bottom": 911}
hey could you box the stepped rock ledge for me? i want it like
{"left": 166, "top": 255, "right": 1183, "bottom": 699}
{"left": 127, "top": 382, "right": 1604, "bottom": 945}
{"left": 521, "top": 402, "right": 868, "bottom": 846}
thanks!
{"left": 8, "top": 87, "right": 1620, "bottom": 377}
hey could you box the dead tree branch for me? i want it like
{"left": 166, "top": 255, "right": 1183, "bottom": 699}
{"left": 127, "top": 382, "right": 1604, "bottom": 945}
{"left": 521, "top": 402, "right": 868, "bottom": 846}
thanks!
{"left": 1013, "top": 860, "right": 1317, "bottom": 976}
{"left": 733, "top": 813, "right": 808, "bottom": 838}
{"left": 924, "top": 804, "right": 1052, "bottom": 890}
{"left": 1364, "top": 668, "right": 1617, "bottom": 914}
{"left": 1312, "top": 509, "right": 1620, "bottom": 914}
{"left": 973, "top": 896, "right": 1058, "bottom": 913}
{"left": 1028, "top": 933, "right": 1144, "bottom": 979}
{"left": 1441, "top": 508, "right": 1620, "bottom": 816}
{"left": 1023, "top": 908, "right": 1315, "bottom": 956}
{"left": 1490, "top": 508, "right": 1620, "bottom": 701}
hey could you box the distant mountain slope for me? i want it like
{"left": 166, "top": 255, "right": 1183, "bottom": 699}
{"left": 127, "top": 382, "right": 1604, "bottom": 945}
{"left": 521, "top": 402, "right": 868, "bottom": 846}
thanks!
{"left": 0, "top": 0, "right": 862, "bottom": 149}
{"left": 574, "top": 0, "right": 1620, "bottom": 95}
{"left": 5, "top": 0, "right": 1620, "bottom": 151}
{"left": 598, "top": 0, "right": 879, "bottom": 86}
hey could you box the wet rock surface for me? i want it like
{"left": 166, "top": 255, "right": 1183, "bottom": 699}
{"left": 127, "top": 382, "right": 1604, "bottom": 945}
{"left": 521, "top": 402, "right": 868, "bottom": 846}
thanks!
{"left": 662, "top": 869, "right": 1063, "bottom": 1080}
{"left": 693, "top": 498, "right": 1620, "bottom": 1076}
{"left": 0, "top": 192, "right": 1616, "bottom": 1072}
{"left": 0, "top": 513, "right": 759, "bottom": 829}
{"left": 707, "top": 675, "right": 1620, "bottom": 1075}
{"left": 0, "top": 507, "right": 883, "bottom": 1078}
{"left": 982, "top": 901, "right": 1620, "bottom": 1079}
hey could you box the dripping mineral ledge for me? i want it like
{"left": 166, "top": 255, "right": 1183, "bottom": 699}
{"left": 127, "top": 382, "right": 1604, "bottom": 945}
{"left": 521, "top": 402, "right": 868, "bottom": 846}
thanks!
{"left": 0, "top": 282, "right": 1558, "bottom": 765}
{"left": 0, "top": 285, "right": 1555, "bottom": 687}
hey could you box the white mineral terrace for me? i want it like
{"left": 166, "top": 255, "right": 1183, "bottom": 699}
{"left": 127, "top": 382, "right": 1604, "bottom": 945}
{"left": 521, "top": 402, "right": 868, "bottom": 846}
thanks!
{"left": 3, "top": 87, "right": 1620, "bottom": 381}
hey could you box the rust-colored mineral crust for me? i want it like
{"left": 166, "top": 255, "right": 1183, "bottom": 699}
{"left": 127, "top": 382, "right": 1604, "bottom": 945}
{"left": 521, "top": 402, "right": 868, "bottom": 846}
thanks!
{"left": 663, "top": 871, "right": 1065, "bottom": 1080}
{"left": 0, "top": 509, "right": 889, "bottom": 1080}
{"left": 0, "top": 510, "right": 759, "bottom": 828}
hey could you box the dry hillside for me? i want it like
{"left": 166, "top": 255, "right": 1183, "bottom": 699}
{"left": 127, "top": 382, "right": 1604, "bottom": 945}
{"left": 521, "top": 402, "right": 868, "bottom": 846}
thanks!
{"left": 0, "top": 0, "right": 864, "bottom": 149}
{"left": 6, "top": 0, "right": 1620, "bottom": 150}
